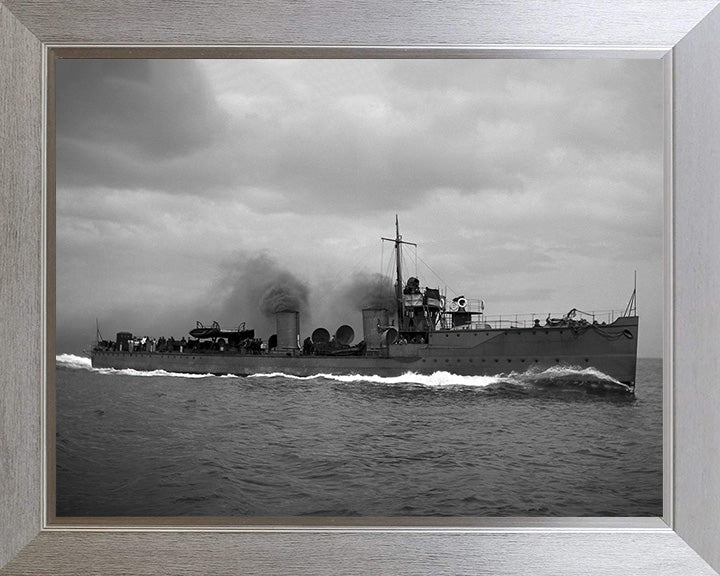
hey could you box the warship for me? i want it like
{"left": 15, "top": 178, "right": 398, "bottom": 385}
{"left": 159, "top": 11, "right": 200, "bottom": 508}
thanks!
{"left": 91, "top": 218, "right": 639, "bottom": 391}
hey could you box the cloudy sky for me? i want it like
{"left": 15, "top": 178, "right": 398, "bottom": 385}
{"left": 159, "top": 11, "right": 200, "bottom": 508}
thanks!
{"left": 56, "top": 58, "right": 663, "bottom": 356}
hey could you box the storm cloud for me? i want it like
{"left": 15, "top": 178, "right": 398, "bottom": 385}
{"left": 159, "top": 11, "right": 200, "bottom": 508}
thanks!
{"left": 57, "top": 60, "right": 230, "bottom": 192}
{"left": 56, "top": 59, "right": 664, "bottom": 356}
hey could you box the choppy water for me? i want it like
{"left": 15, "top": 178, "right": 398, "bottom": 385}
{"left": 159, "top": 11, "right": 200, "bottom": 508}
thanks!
{"left": 55, "top": 355, "right": 662, "bottom": 517}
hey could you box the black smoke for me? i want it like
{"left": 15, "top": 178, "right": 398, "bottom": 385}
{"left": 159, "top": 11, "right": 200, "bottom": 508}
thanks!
{"left": 215, "top": 255, "right": 398, "bottom": 341}
{"left": 217, "top": 252, "right": 310, "bottom": 338}
{"left": 341, "top": 272, "right": 396, "bottom": 311}
{"left": 259, "top": 275, "right": 310, "bottom": 315}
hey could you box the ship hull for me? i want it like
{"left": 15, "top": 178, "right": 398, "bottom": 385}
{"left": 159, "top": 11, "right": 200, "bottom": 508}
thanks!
{"left": 91, "top": 317, "right": 639, "bottom": 389}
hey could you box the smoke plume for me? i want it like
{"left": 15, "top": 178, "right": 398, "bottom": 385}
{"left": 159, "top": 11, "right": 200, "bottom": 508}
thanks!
{"left": 341, "top": 272, "right": 396, "bottom": 311}
{"left": 216, "top": 255, "right": 395, "bottom": 342}
{"left": 216, "top": 252, "right": 310, "bottom": 337}
{"left": 259, "top": 274, "right": 310, "bottom": 315}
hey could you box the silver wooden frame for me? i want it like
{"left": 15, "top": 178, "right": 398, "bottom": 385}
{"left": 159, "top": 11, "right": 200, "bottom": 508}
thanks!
{"left": 2, "top": 2, "right": 720, "bottom": 574}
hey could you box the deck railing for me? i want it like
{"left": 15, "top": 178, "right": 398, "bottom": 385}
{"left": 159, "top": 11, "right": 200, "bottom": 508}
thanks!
{"left": 438, "top": 300, "right": 626, "bottom": 330}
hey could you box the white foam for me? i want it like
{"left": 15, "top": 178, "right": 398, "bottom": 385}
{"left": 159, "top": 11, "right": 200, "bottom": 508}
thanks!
{"left": 94, "top": 368, "right": 238, "bottom": 379}
{"left": 56, "top": 355, "right": 630, "bottom": 390}
{"left": 327, "top": 371, "right": 501, "bottom": 388}
{"left": 502, "top": 365, "right": 632, "bottom": 391}
{"left": 55, "top": 353, "right": 92, "bottom": 369}
{"left": 247, "top": 372, "right": 316, "bottom": 380}
{"left": 249, "top": 370, "right": 500, "bottom": 388}
{"left": 528, "top": 365, "right": 623, "bottom": 383}
{"left": 522, "top": 365, "right": 624, "bottom": 383}
{"left": 55, "top": 354, "right": 238, "bottom": 379}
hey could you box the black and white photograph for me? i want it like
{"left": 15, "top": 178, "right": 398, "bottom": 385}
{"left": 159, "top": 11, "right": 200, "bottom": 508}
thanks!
{"left": 55, "top": 58, "right": 663, "bottom": 518}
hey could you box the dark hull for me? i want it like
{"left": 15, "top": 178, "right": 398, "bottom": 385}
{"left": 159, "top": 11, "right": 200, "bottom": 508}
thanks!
{"left": 91, "top": 316, "right": 639, "bottom": 388}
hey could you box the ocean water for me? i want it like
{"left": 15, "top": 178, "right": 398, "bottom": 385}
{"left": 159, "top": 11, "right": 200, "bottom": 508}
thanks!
{"left": 55, "top": 356, "right": 662, "bottom": 517}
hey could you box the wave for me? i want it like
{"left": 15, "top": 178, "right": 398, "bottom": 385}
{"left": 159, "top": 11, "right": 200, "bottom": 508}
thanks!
{"left": 250, "top": 366, "right": 632, "bottom": 392}
{"left": 503, "top": 365, "right": 628, "bottom": 387}
{"left": 56, "top": 353, "right": 92, "bottom": 370}
{"left": 248, "top": 370, "right": 500, "bottom": 388}
{"left": 501, "top": 365, "right": 633, "bottom": 393}
{"left": 56, "top": 354, "right": 630, "bottom": 391}
{"left": 55, "top": 354, "right": 239, "bottom": 379}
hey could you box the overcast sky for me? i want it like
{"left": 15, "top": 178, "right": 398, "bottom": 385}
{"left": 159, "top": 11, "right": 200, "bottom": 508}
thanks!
{"left": 56, "top": 59, "right": 663, "bottom": 356}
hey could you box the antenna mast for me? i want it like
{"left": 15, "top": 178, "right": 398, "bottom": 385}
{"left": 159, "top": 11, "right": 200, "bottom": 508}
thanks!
{"left": 623, "top": 271, "right": 638, "bottom": 317}
{"left": 382, "top": 215, "right": 417, "bottom": 329}
{"left": 634, "top": 270, "right": 637, "bottom": 316}
{"left": 395, "top": 215, "right": 402, "bottom": 298}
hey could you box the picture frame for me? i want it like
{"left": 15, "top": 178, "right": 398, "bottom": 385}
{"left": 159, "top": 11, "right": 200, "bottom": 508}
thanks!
{"left": 2, "top": 1, "right": 719, "bottom": 574}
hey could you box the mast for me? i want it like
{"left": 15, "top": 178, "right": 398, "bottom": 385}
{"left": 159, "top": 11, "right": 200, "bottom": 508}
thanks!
{"left": 634, "top": 270, "right": 637, "bottom": 316}
{"left": 623, "top": 271, "right": 638, "bottom": 317}
{"left": 394, "top": 215, "right": 403, "bottom": 323}
{"left": 382, "top": 216, "right": 416, "bottom": 330}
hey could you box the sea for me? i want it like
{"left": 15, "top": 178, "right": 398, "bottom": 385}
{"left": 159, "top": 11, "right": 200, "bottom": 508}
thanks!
{"left": 55, "top": 356, "right": 662, "bottom": 517}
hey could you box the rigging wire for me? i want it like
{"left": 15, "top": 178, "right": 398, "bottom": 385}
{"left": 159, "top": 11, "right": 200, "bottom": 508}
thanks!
{"left": 395, "top": 245, "right": 419, "bottom": 283}
{"left": 380, "top": 241, "right": 384, "bottom": 277}
{"left": 416, "top": 254, "right": 458, "bottom": 297}
{"left": 327, "top": 246, "right": 378, "bottom": 286}
{"left": 380, "top": 241, "right": 396, "bottom": 284}
{"left": 385, "top": 247, "right": 395, "bottom": 281}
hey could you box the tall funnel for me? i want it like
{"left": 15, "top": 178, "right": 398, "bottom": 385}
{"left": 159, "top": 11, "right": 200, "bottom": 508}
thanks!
{"left": 276, "top": 310, "right": 300, "bottom": 351}
{"left": 362, "top": 308, "right": 389, "bottom": 350}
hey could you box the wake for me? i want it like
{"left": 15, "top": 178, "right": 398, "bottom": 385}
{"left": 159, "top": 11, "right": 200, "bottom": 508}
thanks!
{"left": 56, "top": 354, "right": 631, "bottom": 391}
{"left": 249, "top": 366, "right": 632, "bottom": 392}
{"left": 55, "top": 354, "right": 238, "bottom": 379}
